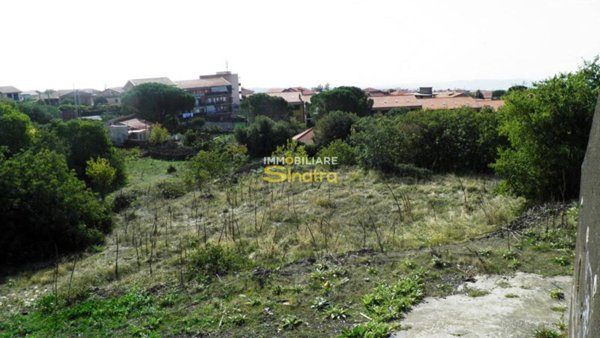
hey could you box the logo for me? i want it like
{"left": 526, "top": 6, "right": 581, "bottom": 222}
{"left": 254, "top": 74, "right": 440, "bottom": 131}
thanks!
{"left": 262, "top": 156, "right": 338, "bottom": 183}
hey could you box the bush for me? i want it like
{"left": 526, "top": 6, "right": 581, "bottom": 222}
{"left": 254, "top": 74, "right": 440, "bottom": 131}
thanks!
{"left": 350, "top": 108, "right": 503, "bottom": 175}
{"left": 241, "top": 93, "right": 290, "bottom": 121}
{"left": 310, "top": 86, "right": 373, "bottom": 118}
{"left": 493, "top": 58, "right": 600, "bottom": 201}
{"left": 156, "top": 181, "right": 187, "bottom": 199}
{"left": 234, "top": 116, "right": 302, "bottom": 157}
{"left": 54, "top": 119, "right": 126, "bottom": 191}
{"left": 0, "top": 150, "right": 111, "bottom": 266}
{"left": 0, "top": 102, "right": 34, "bottom": 155}
{"left": 313, "top": 110, "right": 358, "bottom": 146}
{"left": 112, "top": 191, "right": 137, "bottom": 212}
{"left": 317, "top": 139, "right": 356, "bottom": 166}
{"left": 186, "top": 145, "right": 247, "bottom": 187}
{"left": 350, "top": 115, "right": 419, "bottom": 173}
{"left": 362, "top": 272, "right": 425, "bottom": 322}
{"left": 401, "top": 107, "right": 504, "bottom": 173}
{"left": 339, "top": 322, "right": 393, "bottom": 338}
{"left": 187, "top": 244, "right": 251, "bottom": 281}
{"left": 149, "top": 124, "right": 169, "bottom": 145}
{"left": 18, "top": 101, "right": 60, "bottom": 124}
{"left": 86, "top": 157, "right": 117, "bottom": 198}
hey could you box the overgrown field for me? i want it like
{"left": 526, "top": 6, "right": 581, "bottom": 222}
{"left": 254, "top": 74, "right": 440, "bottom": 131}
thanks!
{"left": 0, "top": 156, "right": 577, "bottom": 337}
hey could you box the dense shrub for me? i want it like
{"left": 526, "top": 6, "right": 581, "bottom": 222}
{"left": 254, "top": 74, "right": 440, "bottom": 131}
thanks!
{"left": 317, "top": 139, "right": 356, "bottom": 166}
{"left": 18, "top": 101, "right": 60, "bottom": 124}
{"left": 0, "top": 102, "right": 34, "bottom": 155}
{"left": 349, "top": 108, "right": 503, "bottom": 175}
{"left": 187, "top": 144, "right": 248, "bottom": 187}
{"left": 149, "top": 123, "right": 169, "bottom": 145}
{"left": 362, "top": 272, "right": 425, "bottom": 322}
{"left": 187, "top": 244, "right": 251, "bottom": 281}
{"left": 401, "top": 107, "right": 504, "bottom": 173}
{"left": 112, "top": 191, "right": 138, "bottom": 212}
{"left": 241, "top": 93, "right": 290, "bottom": 121}
{"left": 234, "top": 116, "right": 302, "bottom": 157}
{"left": 156, "top": 181, "right": 188, "bottom": 199}
{"left": 313, "top": 110, "right": 358, "bottom": 146}
{"left": 309, "top": 86, "right": 373, "bottom": 117}
{"left": 0, "top": 150, "right": 111, "bottom": 266}
{"left": 54, "top": 119, "right": 126, "bottom": 192}
{"left": 350, "top": 116, "right": 420, "bottom": 173}
{"left": 493, "top": 59, "right": 600, "bottom": 201}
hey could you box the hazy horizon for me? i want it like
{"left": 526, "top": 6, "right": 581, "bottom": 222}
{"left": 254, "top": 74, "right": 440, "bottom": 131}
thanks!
{"left": 2, "top": 0, "right": 599, "bottom": 92}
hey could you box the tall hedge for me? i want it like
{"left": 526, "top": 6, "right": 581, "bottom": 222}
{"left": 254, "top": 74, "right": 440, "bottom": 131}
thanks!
{"left": 493, "top": 59, "right": 600, "bottom": 201}
{"left": 0, "top": 150, "right": 112, "bottom": 266}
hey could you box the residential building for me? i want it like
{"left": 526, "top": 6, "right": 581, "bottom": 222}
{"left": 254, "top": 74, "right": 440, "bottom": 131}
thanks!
{"left": 123, "top": 77, "right": 175, "bottom": 91}
{"left": 363, "top": 87, "right": 387, "bottom": 97}
{"left": 176, "top": 77, "right": 234, "bottom": 121}
{"left": 99, "top": 87, "right": 124, "bottom": 105}
{"left": 199, "top": 71, "right": 241, "bottom": 112}
{"left": 292, "top": 128, "right": 314, "bottom": 145}
{"left": 109, "top": 115, "right": 152, "bottom": 146}
{"left": 59, "top": 89, "right": 99, "bottom": 106}
{"left": 370, "top": 87, "right": 504, "bottom": 113}
{"left": 0, "top": 86, "right": 21, "bottom": 101}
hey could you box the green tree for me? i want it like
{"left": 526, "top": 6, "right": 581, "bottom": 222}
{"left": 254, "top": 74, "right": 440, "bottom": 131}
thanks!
{"left": 54, "top": 119, "right": 126, "bottom": 189}
{"left": 241, "top": 93, "right": 290, "bottom": 121}
{"left": 86, "top": 157, "right": 117, "bottom": 198}
{"left": 18, "top": 101, "right": 60, "bottom": 124}
{"left": 313, "top": 110, "right": 358, "bottom": 146}
{"left": 149, "top": 123, "right": 170, "bottom": 145}
{"left": 121, "top": 83, "right": 195, "bottom": 131}
{"left": 473, "top": 90, "right": 485, "bottom": 99}
{"left": 0, "top": 102, "right": 34, "bottom": 155}
{"left": 309, "top": 86, "right": 373, "bottom": 118}
{"left": 493, "top": 59, "right": 600, "bottom": 201}
{"left": 507, "top": 85, "right": 527, "bottom": 93}
{"left": 0, "top": 149, "right": 111, "bottom": 266}
{"left": 491, "top": 90, "right": 506, "bottom": 100}
{"left": 401, "top": 107, "right": 503, "bottom": 173}
{"left": 317, "top": 139, "right": 356, "bottom": 166}
{"left": 234, "top": 116, "right": 302, "bottom": 157}
{"left": 350, "top": 116, "right": 419, "bottom": 172}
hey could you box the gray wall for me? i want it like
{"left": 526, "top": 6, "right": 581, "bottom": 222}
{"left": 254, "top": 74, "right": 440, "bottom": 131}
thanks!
{"left": 570, "top": 94, "right": 600, "bottom": 337}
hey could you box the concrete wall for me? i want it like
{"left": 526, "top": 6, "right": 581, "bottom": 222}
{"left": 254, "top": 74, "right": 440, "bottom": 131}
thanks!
{"left": 570, "top": 94, "right": 600, "bottom": 337}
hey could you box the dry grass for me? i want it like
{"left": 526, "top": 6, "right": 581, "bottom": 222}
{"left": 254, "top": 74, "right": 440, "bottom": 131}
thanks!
{"left": 0, "top": 164, "right": 525, "bottom": 313}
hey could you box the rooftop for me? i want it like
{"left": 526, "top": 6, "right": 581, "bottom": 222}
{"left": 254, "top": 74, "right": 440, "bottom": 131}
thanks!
{"left": 176, "top": 78, "right": 231, "bottom": 89}
{"left": 0, "top": 86, "right": 21, "bottom": 93}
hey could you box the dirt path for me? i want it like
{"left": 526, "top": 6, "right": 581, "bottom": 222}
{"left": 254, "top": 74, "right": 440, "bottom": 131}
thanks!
{"left": 393, "top": 272, "right": 571, "bottom": 338}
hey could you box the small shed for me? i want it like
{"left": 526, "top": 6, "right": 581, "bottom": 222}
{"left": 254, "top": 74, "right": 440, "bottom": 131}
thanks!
{"left": 109, "top": 117, "right": 152, "bottom": 146}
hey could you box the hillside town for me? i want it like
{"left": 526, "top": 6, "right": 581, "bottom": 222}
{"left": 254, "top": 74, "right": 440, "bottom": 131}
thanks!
{"left": 1, "top": 71, "right": 506, "bottom": 148}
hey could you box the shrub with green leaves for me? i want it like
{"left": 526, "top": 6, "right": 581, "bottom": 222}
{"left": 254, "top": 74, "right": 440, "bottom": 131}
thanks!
{"left": 187, "top": 244, "right": 251, "bottom": 281}
{"left": 401, "top": 107, "right": 503, "bottom": 173}
{"left": 86, "top": 157, "right": 117, "bottom": 198}
{"left": 362, "top": 272, "right": 425, "bottom": 322}
{"left": 350, "top": 115, "right": 420, "bottom": 173}
{"left": 149, "top": 123, "right": 170, "bottom": 145}
{"left": 313, "top": 110, "right": 358, "bottom": 146}
{"left": 493, "top": 58, "right": 600, "bottom": 201}
{"left": 318, "top": 139, "right": 356, "bottom": 167}
{"left": 339, "top": 322, "right": 393, "bottom": 338}
{"left": 0, "top": 149, "right": 111, "bottom": 266}
{"left": 0, "top": 102, "right": 34, "bottom": 155}
{"left": 54, "top": 119, "right": 126, "bottom": 190}
{"left": 234, "top": 116, "right": 302, "bottom": 157}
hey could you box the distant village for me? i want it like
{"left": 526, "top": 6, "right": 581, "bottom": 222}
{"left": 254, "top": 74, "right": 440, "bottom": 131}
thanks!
{"left": 0, "top": 71, "right": 505, "bottom": 146}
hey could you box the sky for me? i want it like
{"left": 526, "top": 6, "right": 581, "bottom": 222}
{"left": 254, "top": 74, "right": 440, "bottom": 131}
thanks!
{"left": 2, "top": 0, "right": 600, "bottom": 91}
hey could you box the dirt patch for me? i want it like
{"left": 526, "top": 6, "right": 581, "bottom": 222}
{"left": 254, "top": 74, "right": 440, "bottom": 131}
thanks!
{"left": 393, "top": 272, "right": 571, "bottom": 338}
